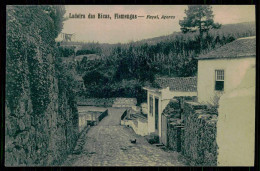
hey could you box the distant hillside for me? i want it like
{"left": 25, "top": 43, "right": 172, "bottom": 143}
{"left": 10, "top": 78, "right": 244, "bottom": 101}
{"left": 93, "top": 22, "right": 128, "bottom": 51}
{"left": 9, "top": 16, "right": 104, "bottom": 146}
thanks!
{"left": 134, "top": 21, "right": 255, "bottom": 45}
{"left": 57, "top": 21, "right": 255, "bottom": 54}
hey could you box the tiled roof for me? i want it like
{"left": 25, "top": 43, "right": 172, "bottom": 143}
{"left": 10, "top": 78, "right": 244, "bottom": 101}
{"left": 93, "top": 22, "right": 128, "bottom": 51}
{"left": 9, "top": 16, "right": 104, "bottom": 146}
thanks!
{"left": 197, "top": 36, "right": 256, "bottom": 60}
{"left": 153, "top": 77, "right": 197, "bottom": 92}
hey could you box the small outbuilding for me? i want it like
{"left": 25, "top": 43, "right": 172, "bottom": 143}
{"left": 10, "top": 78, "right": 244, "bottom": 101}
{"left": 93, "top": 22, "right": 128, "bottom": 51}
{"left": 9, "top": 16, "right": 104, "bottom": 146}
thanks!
{"left": 143, "top": 77, "right": 197, "bottom": 143}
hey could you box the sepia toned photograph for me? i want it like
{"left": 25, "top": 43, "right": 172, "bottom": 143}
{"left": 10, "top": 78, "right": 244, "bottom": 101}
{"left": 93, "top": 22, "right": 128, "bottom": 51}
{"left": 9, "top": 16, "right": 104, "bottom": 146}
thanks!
{"left": 5, "top": 5, "right": 256, "bottom": 166}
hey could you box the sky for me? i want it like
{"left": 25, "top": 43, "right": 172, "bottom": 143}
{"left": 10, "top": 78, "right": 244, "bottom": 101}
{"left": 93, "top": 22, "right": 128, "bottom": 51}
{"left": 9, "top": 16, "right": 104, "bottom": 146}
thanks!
{"left": 57, "top": 5, "right": 255, "bottom": 44}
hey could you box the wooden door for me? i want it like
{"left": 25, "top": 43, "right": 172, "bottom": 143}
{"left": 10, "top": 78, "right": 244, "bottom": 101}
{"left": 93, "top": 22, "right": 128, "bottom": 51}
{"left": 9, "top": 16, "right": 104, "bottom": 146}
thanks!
{"left": 161, "top": 114, "right": 168, "bottom": 146}
{"left": 155, "top": 98, "right": 159, "bottom": 130}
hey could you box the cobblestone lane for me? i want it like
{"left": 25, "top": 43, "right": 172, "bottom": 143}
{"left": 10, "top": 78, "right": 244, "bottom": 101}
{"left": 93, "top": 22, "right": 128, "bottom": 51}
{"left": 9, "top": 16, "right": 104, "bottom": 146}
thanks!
{"left": 62, "top": 108, "right": 186, "bottom": 166}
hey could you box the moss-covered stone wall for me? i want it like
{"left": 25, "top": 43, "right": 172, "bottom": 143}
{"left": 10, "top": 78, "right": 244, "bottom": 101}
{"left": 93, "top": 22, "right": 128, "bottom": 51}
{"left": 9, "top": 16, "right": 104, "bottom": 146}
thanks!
{"left": 5, "top": 6, "right": 79, "bottom": 166}
{"left": 163, "top": 99, "right": 218, "bottom": 166}
{"left": 182, "top": 102, "right": 218, "bottom": 166}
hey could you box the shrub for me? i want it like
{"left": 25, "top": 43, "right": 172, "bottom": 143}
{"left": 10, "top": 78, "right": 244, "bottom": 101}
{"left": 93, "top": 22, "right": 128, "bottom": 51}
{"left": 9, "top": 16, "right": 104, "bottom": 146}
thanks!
{"left": 146, "top": 133, "right": 159, "bottom": 144}
{"left": 205, "top": 94, "right": 221, "bottom": 115}
{"left": 57, "top": 47, "right": 75, "bottom": 57}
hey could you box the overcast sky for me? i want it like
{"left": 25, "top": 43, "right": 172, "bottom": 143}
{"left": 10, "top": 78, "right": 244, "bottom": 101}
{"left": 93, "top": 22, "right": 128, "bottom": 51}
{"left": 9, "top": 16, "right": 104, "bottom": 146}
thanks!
{"left": 57, "top": 5, "right": 255, "bottom": 44}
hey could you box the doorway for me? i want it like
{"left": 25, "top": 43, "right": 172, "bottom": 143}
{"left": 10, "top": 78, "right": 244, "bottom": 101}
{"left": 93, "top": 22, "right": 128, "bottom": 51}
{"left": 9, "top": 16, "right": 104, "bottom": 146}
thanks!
{"left": 155, "top": 98, "right": 159, "bottom": 130}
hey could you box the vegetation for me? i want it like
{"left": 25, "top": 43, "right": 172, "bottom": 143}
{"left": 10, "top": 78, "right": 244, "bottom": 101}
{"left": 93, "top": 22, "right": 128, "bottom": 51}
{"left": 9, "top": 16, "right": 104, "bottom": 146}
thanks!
{"left": 179, "top": 5, "right": 221, "bottom": 48}
{"left": 54, "top": 6, "right": 254, "bottom": 104}
{"left": 179, "top": 5, "right": 221, "bottom": 35}
{"left": 6, "top": 5, "right": 80, "bottom": 166}
{"left": 76, "top": 49, "right": 95, "bottom": 56}
{"left": 75, "top": 21, "right": 254, "bottom": 104}
{"left": 6, "top": 5, "right": 67, "bottom": 115}
{"left": 57, "top": 46, "right": 75, "bottom": 57}
{"left": 80, "top": 42, "right": 102, "bottom": 55}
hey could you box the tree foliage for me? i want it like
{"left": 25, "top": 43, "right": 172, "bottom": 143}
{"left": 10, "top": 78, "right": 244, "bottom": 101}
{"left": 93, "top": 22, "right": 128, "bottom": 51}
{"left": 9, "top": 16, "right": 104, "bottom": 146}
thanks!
{"left": 77, "top": 31, "right": 246, "bottom": 104}
{"left": 179, "top": 6, "right": 221, "bottom": 35}
{"left": 57, "top": 46, "right": 75, "bottom": 57}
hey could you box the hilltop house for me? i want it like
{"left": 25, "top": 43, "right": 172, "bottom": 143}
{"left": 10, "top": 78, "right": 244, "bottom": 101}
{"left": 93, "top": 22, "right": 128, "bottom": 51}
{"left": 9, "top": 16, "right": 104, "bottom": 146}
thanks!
{"left": 196, "top": 36, "right": 256, "bottom": 105}
{"left": 143, "top": 77, "right": 197, "bottom": 142}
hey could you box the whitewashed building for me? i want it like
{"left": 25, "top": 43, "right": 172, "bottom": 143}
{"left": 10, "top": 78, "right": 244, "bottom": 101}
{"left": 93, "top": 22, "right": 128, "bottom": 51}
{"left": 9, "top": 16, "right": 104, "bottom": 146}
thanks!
{"left": 196, "top": 36, "right": 256, "bottom": 166}
{"left": 143, "top": 77, "right": 197, "bottom": 140}
{"left": 196, "top": 36, "right": 256, "bottom": 105}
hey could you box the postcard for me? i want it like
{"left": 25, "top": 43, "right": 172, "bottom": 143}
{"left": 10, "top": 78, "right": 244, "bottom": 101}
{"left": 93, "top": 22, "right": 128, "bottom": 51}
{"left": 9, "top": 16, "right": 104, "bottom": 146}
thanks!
{"left": 5, "top": 5, "right": 256, "bottom": 166}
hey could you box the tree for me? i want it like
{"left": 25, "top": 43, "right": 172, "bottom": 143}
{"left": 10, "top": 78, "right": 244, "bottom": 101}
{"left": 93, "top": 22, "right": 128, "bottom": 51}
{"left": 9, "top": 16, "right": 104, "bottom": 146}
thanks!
{"left": 40, "top": 5, "right": 66, "bottom": 39}
{"left": 179, "top": 5, "right": 221, "bottom": 45}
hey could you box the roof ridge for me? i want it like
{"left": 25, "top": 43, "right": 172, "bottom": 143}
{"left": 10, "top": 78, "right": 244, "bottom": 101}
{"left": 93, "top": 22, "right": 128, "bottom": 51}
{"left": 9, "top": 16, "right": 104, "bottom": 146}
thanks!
{"left": 197, "top": 36, "right": 256, "bottom": 60}
{"left": 237, "top": 36, "right": 256, "bottom": 40}
{"left": 157, "top": 76, "right": 196, "bottom": 79}
{"left": 150, "top": 76, "right": 197, "bottom": 92}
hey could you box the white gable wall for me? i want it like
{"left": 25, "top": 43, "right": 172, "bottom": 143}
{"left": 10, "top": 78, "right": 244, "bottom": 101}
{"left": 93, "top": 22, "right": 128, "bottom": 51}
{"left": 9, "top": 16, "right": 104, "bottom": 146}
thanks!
{"left": 147, "top": 90, "right": 161, "bottom": 134}
{"left": 146, "top": 87, "right": 197, "bottom": 140}
{"left": 197, "top": 57, "right": 255, "bottom": 105}
{"left": 147, "top": 88, "right": 176, "bottom": 136}
{"left": 217, "top": 64, "right": 255, "bottom": 166}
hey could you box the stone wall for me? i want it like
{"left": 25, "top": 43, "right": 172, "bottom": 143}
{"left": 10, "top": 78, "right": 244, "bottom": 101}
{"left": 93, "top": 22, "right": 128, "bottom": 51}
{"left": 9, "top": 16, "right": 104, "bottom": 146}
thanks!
{"left": 112, "top": 98, "right": 137, "bottom": 108}
{"left": 167, "top": 120, "right": 183, "bottom": 152}
{"left": 78, "top": 110, "right": 108, "bottom": 132}
{"left": 77, "top": 97, "right": 114, "bottom": 107}
{"left": 5, "top": 6, "right": 79, "bottom": 166}
{"left": 162, "top": 99, "right": 181, "bottom": 119}
{"left": 77, "top": 97, "right": 137, "bottom": 108}
{"left": 182, "top": 102, "right": 218, "bottom": 166}
{"left": 163, "top": 99, "right": 218, "bottom": 166}
{"left": 161, "top": 99, "right": 182, "bottom": 148}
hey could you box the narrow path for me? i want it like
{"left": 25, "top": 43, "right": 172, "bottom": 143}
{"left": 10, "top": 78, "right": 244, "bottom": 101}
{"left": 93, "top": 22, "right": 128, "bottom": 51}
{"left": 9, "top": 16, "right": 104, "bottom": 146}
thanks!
{"left": 62, "top": 108, "right": 185, "bottom": 166}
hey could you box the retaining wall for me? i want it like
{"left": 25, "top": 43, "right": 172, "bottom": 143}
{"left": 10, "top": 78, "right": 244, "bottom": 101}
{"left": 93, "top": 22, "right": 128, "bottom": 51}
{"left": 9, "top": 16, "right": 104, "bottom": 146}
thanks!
{"left": 164, "top": 99, "right": 218, "bottom": 166}
{"left": 78, "top": 109, "right": 108, "bottom": 132}
{"left": 112, "top": 98, "right": 137, "bottom": 108}
{"left": 5, "top": 7, "right": 79, "bottom": 166}
{"left": 77, "top": 97, "right": 137, "bottom": 108}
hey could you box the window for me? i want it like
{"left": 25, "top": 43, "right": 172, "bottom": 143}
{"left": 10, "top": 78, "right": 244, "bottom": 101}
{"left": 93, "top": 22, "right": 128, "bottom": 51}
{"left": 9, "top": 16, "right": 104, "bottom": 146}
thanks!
{"left": 149, "top": 95, "right": 153, "bottom": 115}
{"left": 215, "top": 70, "right": 224, "bottom": 91}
